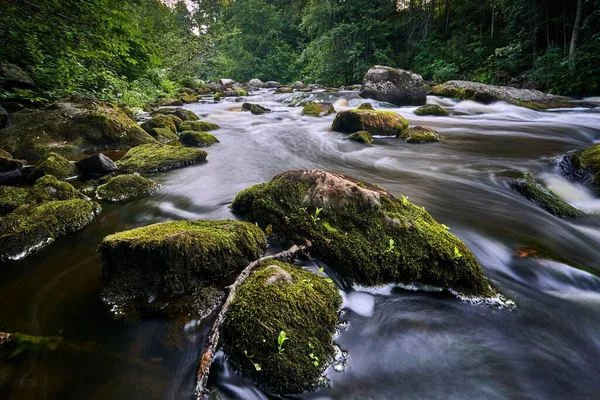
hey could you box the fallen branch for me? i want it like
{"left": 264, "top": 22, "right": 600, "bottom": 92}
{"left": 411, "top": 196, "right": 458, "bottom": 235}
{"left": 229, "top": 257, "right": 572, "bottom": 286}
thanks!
{"left": 194, "top": 242, "right": 311, "bottom": 399}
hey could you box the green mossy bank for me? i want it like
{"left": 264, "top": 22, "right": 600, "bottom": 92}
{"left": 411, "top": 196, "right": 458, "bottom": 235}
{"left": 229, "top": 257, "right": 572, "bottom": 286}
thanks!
{"left": 222, "top": 260, "right": 341, "bottom": 394}
{"left": 232, "top": 169, "right": 495, "bottom": 297}
{"left": 116, "top": 144, "right": 207, "bottom": 173}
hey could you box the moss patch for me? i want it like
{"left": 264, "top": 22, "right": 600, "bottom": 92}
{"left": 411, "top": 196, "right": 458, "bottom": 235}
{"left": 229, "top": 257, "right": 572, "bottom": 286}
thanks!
{"left": 301, "top": 102, "right": 335, "bottom": 117}
{"left": 347, "top": 131, "right": 373, "bottom": 144}
{"left": 0, "top": 148, "right": 12, "bottom": 159}
{"left": 98, "top": 220, "right": 266, "bottom": 310}
{"left": 231, "top": 170, "right": 495, "bottom": 297}
{"left": 116, "top": 144, "right": 207, "bottom": 173}
{"left": 141, "top": 114, "right": 177, "bottom": 134}
{"left": 222, "top": 260, "right": 341, "bottom": 394}
{"left": 29, "top": 152, "right": 79, "bottom": 181}
{"left": 214, "top": 90, "right": 248, "bottom": 99}
{"left": 27, "top": 175, "right": 87, "bottom": 204}
{"left": 242, "top": 103, "right": 270, "bottom": 115}
{"left": 179, "top": 131, "right": 219, "bottom": 147}
{"left": 0, "top": 186, "right": 29, "bottom": 214}
{"left": 579, "top": 143, "right": 600, "bottom": 196}
{"left": 179, "top": 121, "right": 220, "bottom": 132}
{"left": 96, "top": 174, "right": 160, "bottom": 202}
{"left": 274, "top": 87, "right": 293, "bottom": 94}
{"left": 399, "top": 126, "right": 441, "bottom": 143}
{"left": 511, "top": 172, "right": 582, "bottom": 217}
{"left": 0, "top": 199, "right": 100, "bottom": 261}
{"left": 152, "top": 108, "right": 199, "bottom": 122}
{"left": 414, "top": 104, "right": 449, "bottom": 116}
{"left": 332, "top": 108, "right": 408, "bottom": 136}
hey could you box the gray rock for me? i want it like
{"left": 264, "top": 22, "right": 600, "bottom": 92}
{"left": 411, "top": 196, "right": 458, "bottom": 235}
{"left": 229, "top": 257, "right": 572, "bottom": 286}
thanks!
{"left": 264, "top": 81, "right": 282, "bottom": 88}
{"left": 0, "top": 62, "right": 35, "bottom": 89}
{"left": 219, "top": 79, "right": 236, "bottom": 87}
{"left": 247, "top": 79, "right": 265, "bottom": 89}
{"left": 359, "top": 65, "right": 428, "bottom": 106}
{"left": 76, "top": 153, "right": 118, "bottom": 175}
{"left": 291, "top": 81, "right": 306, "bottom": 89}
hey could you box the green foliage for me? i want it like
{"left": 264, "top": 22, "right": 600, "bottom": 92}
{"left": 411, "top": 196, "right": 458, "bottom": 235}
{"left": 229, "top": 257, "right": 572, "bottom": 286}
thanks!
{"left": 277, "top": 330, "right": 289, "bottom": 354}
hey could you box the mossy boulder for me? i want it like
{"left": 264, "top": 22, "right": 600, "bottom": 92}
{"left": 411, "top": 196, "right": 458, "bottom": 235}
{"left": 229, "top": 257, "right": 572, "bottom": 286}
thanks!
{"left": 578, "top": 144, "right": 600, "bottom": 196}
{"left": 116, "top": 144, "right": 207, "bottom": 174}
{"left": 179, "top": 131, "right": 219, "bottom": 147}
{"left": 399, "top": 126, "right": 441, "bottom": 143}
{"left": 0, "top": 199, "right": 100, "bottom": 261}
{"left": 0, "top": 96, "right": 156, "bottom": 160}
{"left": 27, "top": 175, "right": 87, "bottom": 204}
{"left": 222, "top": 260, "right": 341, "bottom": 394}
{"left": 214, "top": 90, "right": 248, "bottom": 99}
{"left": 160, "top": 98, "right": 184, "bottom": 107}
{"left": 301, "top": 102, "right": 335, "bottom": 117}
{"left": 152, "top": 108, "right": 199, "bottom": 122}
{"left": 140, "top": 115, "right": 179, "bottom": 143}
{"left": 274, "top": 87, "right": 293, "bottom": 94}
{"left": 179, "top": 121, "right": 220, "bottom": 132}
{"left": 414, "top": 104, "right": 449, "bottom": 116}
{"left": 511, "top": 172, "right": 582, "bottom": 217}
{"left": 231, "top": 170, "right": 495, "bottom": 297}
{"left": 0, "top": 186, "right": 29, "bottom": 214}
{"left": 347, "top": 131, "right": 374, "bottom": 144}
{"left": 332, "top": 107, "right": 408, "bottom": 136}
{"left": 98, "top": 220, "right": 267, "bottom": 312}
{"left": 242, "top": 103, "right": 270, "bottom": 115}
{"left": 28, "top": 152, "right": 78, "bottom": 181}
{"left": 96, "top": 174, "right": 160, "bottom": 202}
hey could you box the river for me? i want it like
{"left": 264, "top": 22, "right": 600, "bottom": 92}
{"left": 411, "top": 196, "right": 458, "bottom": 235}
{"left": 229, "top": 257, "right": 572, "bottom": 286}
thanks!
{"left": 1, "top": 91, "right": 600, "bottom": 399}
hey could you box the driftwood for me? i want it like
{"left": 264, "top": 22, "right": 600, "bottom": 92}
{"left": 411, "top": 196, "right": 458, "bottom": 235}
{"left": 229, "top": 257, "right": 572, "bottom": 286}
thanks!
{"left": 194, "top": 242, "right": 311, "bottom": 399}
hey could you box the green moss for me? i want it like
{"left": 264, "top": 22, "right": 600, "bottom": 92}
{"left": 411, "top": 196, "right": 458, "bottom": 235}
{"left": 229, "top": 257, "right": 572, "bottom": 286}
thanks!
{"left": 347, "top": 131, "right": 374, "bottom": 144}
{"left": 274, "top": 87, "right": 293, "bottom": 94}
{"left": 332, "top": 108, "right": 409, "bottom": 136}
{"left": 152, "top": 108, "right": 199, "bottom": 121}
{"left": 179, "top": 121, "right": 220, "bottom": 132}
{"left": 96, "top": 174, "right": 160, "bottom": 202}
{"left": 180, "top": 131, "right": 219, "bottom": 147}
{"left": 231, "top": 170, "right": 495, "bottom": 297}
{"left": 399, "top": 126, "right": 441, "bottom": 143}
{"left": 0, "top": 332, "right": 63, "bottom": 357}
{"left": 222, "top": 260, "right": 341, "bottom": 394}
{"left": 0, "top": 199, "right": 100, "bottom": 261}
{"left": 141, "top": 114, "right": 177, "bottom": 135}
{"left": 242, "top": 103, "right": 270, "bottom": 115}
{"left": 27, "top": 175, "right": 87, "bottom": 204}
{"left": 357, "top": 103, "right": 373, "bottom": 110}
{"left": 414, "top": 104, "right": 449, "bottom": 116}
{"left": 28, "top": 152, "right": 79, "bottom": 181}
{"left": 116, "top": 144, "right": 207, "bottom": 173}
{"left": 178, "top": 93, "right": 199, "bottom": 104}
{"left": 430, "top": 84, "right": 472, "bottom": 100}
{"left": 301, "top": 102, "right": 335, "bottom": 117}
{"left": 511, "top": 172, "right": 582, "bottom": 217}
{"left": 214, "top": 90, "right": 248, "bottom": 99}
{"left": 0, "top": 186, "right": 29, "bottom": 214}
{"left": 0, "top": 148, "right": 12, "bottom": 159}
{"left": 579, "top": 143, "right": 600, "bottom": 195}
{"left": 146, "top": 126, "right": 179, "bottom": 143}
{"left": 99, "top": 220, "right": 267, "bottom": 307}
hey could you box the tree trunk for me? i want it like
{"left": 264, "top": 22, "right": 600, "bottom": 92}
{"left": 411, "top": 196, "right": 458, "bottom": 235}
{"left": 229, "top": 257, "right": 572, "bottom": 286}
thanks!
{"left": 569, "top": 0, "right": 584, "bottom": 73}
{"left": 491, "top": 1, "right": 495, "bottom": 39}
{"left": 444, "top": 0, "right": 450, "bottom": 35}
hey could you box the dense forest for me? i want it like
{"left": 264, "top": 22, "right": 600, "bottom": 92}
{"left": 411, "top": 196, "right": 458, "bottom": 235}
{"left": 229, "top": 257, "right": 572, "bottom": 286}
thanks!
{"left": 1, "top": 0, "right": 599, "bottom": 108}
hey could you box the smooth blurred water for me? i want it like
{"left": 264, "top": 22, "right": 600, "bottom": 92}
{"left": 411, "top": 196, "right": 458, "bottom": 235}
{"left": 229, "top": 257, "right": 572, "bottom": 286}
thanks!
{"left": 1, "top": 91, "right": 600, "bottom": 400}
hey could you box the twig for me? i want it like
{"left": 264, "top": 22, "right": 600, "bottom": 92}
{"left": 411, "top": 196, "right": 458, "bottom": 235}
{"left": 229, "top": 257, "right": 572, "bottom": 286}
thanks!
{"left": 194, "top": 242, "right": 311, "bottom": 399}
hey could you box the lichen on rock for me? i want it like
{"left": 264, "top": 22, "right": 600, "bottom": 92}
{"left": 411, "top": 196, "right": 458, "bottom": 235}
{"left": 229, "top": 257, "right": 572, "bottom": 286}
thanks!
{"left": 231, "top": 169, "right": 495, "bottom": 297}
{"left": 399, "top": 126, "right": 441, "bottom": 143}
{"left": 96, "top": 174, "right": 160, "bottom": 202}
{"left": 332, "top": 106, "right": 408, "bottom": 136}
{"left": 116, "top": 144, "right": 207, "bottom": 173}
{"left": 179, "top": 131, "right": 219, "bottom": 147}
{"left": 222, "top": 260, "right": 341, "bottom": 394}
{"left": 28, "top": 152, "right": 79, "bottom": 181}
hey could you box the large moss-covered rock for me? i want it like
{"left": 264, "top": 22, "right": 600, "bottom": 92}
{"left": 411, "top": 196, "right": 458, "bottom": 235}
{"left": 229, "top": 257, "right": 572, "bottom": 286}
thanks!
{"left": 99, "top": 220, "right": 267, "bottom": 311}
{"left": 332, "top": 107, "right": 408, "bottom": 136}
{"left": 152, "top": 108, "right": 199, "bottom": 122}
{"left": 0, "top": 96, "right": 156, "bottom": 160}
{"left": 27, "top": 175, "right": 87, "bottom": 204}
{"left": 232, "top": 170, "right": 495, "bottom": 297}
{"left": 511, "top": 172, "right": 581, "bottom": 217}
{"left": 140, "top": 115, "right": 179, "bottom": 143}
{"left": 222, "top": 260, "right": 341, "bottom": 394}
{"left": 399, "top": 126, "right": 441, "bottom": 143}
{"left": 430, "top": 81, "right": 574, "bottom": 110}
{"left": 301, "top": 102, "right": 335, "bottom": 117}
{"left": 116, "top": 144, "right": 207, "bottom": 173}
{"left": 179, "top": 131, "right": 219, "bottom": 147}
{"left": 414, "top": 104, "right": 449, "bottom": 116}
{"left": 96, "top": 174, "right": 160, "bottom": 202}
{"left": 0, "top": 199, "right": 100, "bottom": 261}
{"left": 28, "top": 152, "right": 78, "bottom": 181}
{"left": 359, "top": 66, "right": 428, "bottom": 106}
{"left": 0, "top": 186, "right": 29, "bottom": 214}
{"left": 179, "top": 121, "right": 220, "bottom": 132}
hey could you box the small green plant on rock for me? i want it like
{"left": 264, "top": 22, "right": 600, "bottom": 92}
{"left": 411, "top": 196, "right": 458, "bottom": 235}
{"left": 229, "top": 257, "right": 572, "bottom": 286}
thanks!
{"left": 278, "top": 330, "right": 289, "bottom": 354}
{"left": 453, "top": 246, "right": 463, "bottom": 259}
{"left": 311, "top": 207, "right": 322, "bottom": 223}
{"left": 244, "top": 350, "right": 262, "bottom": 371}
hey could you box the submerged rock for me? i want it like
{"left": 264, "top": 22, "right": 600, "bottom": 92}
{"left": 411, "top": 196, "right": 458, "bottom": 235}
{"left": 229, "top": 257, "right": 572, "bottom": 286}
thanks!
{"left": 579, "top": 144, "right": 600, "bottom": 195}
{"left": 75, "top": 153, "right": 117, "bottom": 175}
{"left": 430, "top": 81, "right": 573, "bottom": 110}
{"left": 0, "top": 96, "right": 155, "bottom": 160}
{"left": 242, "top": 103, "right": 270, "bottom": 115}
{"left": 399, "top": 126, "right": 441, "bottom": 143}
{"left": 152, "top": 108, "right": 199, "bottom": 122}
{"left": 96, "top": 174, "right": 159, "bottom": 202}
{"left": 0, "top": 186, "right": 29, "bottom": 214}
{"left": 511, "top": 172, "right": 582, "bottom": 218}
{"left": 140, "top": 115, "right": 179, "bottom": 143}
{"left": 98, "top": 220, "right": 266, "bottom": 314}
{"left": 0, "top": 199, "right": 100, "bottom": 261}
{"left": 222, "top": 260, "right": 341, "bottom": 394}
{"left": 347, "top": 131, "right": 374, "bottom": 144}
{"left": 179, "top": 121, "right": 220, "bottom": 132}
{"left": 332, "top": 106, "right": 408, "bottom": 136}
{"left": 557, "top": 145, "right": 600, "bottom": 197}
{"left": 27, "top": 175, "right": 87, "bottom": 204}
{"left": 116, "top": 144, "right": 207, "bottom": 173}
{"left": 301, "top": 102, "right": 335, "bottom": 117}
{"left": 28, "top": 152, "right": 78, "bottom": 181}
{"left": 179, "top": 131, "right": 219, "bottom": 147}
{"left": 414, "top": 104, "right": 449, "bottom": 116}
{"left": 359, "top": 65, "right": 428, "bottom": 106}
{"left": 231, "top": 169, "right": 495, "bottom": 297}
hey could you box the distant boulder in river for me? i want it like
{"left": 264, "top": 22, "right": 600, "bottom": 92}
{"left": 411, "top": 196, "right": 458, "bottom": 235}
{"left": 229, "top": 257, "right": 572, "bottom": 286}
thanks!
{"left": 359, "top": 65, "right": 429, "bottom": 106}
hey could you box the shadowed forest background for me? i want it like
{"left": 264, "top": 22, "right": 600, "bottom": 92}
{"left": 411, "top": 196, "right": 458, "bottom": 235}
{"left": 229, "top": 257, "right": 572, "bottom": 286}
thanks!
{"left": 1, "top": 0, "right": 599, "bottom": 108}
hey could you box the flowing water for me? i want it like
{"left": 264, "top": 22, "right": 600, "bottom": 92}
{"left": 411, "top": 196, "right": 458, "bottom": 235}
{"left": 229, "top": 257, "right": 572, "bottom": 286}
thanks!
{"left": 1, "top": 91, "right": 600, "bottom": 400}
